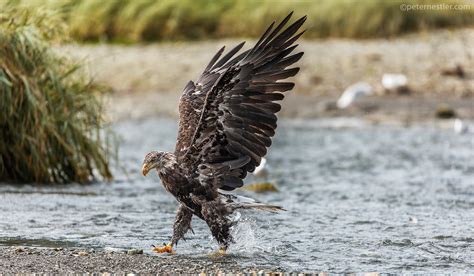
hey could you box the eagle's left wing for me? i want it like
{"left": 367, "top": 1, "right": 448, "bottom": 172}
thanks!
{"left": 177, "top": 13, "right": 306, "bottom": 191}
{"left": 174, "top": 43, "right": 248, "bottom": 159}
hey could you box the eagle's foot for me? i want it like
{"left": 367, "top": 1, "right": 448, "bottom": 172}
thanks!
{"left": 152, "top": 243, "right": 174, "bottom": 254}
{"left": 208, "top": 247, "right": 226, "bottom": 258}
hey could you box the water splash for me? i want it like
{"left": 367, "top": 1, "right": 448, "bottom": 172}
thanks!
{"left": 230, "top": 217, "right": 273, "bottom": 255}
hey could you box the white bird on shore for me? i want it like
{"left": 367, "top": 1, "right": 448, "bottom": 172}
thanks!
{"left": 252, "top": 157, "right": 269, "bottom": 179}
{"left": 337, "top": 82, "right": 373, "bottom": 109}
{"left": 382, "top": 73, "right": 407, "bottom": 91}
{"left": 454, "top": 118, "right": 469, "bottom": 134}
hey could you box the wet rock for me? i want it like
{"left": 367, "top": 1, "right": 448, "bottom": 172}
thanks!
{"left": 316, "top": 100, "right": 338, "bottom": 112}
{"left": 15, "top": 247, "right": 25, "bottom": 253}
{"left": 454, "top": 118, "right": 469, "bottom": 134}
{"left": 458, "top": 237, "right": 474, "bottom": 242}
{"left": 382, "top": 238, "right": 414, "bottom": 247}
{"left": 441, "top": 64, "right": 465, "bottom": 78}
{"left": 382, "top": 73, "right": 410, "bottom": 95}
{"left": 243, "top": 182, "right": 278, "bottom": 193}
{"left": 337, "top": 82, "right": 373, "bottom": 109}
{"left": 435, "top": 105, "right": 456, "bottom": 119}
{"left": 127, "top": 249, "right": 143, "bottom": 255}
{"left": 104, "top": 247, "right": 122, "bottom": 254}
{"left": 433, "top": 235, "right": 453, "bottom": 240}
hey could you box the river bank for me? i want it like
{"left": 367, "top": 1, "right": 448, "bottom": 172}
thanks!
{"left": 0, "top": 246, "right": 272, "bottom": 274}
{"left": 59, "top": 28, "right": 474, "bottom": 123}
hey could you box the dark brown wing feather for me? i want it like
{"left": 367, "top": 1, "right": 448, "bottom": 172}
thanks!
{"left": 174, "top": 44, "right": 246, "bottom": 158}
{"left": 175, "top": 12, "right": 306, "bottom": 191}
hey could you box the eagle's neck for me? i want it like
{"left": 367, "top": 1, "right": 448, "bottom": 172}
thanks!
{"left": 156, "top": 152, "right": 177, "bottom": 174}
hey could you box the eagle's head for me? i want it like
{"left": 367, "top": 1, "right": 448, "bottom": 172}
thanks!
{"left": 142, "top": 151, "right": 176, "bottom": 176}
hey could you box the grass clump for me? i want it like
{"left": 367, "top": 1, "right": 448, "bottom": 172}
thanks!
{"left": 67, "top": 0, "right": 234, "bottom": 42}
{"left": 220, "top": 0, "right": 474, "bottom": 39}
{"left": 4, "top": 0, "right": 473, "bottom": 42}
{"left": 0, "top": 8, "right": 114, "bottom": 184}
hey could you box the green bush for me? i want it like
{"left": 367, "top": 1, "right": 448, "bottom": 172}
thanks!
{"left": 4, "top": 0, "right": 473, "bottom": 42}
{"left": 0, "top": 8, "right": 114, "bottom": 183}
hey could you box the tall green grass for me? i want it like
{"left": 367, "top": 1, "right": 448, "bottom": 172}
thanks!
{"left": 0, "top": 8, "right": 114, "bottom": 183}
{"left": 4, "top": 0, "right": 473, "bottom": 42}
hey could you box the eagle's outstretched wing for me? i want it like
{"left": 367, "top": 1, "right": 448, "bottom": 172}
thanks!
{"left": 174, "top": 41, "right": 246, "bottom": 158}
{"left": 174, "top": 12, "right": 305, "bottom": 191}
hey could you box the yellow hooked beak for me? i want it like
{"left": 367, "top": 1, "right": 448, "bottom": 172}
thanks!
{"left": 142, "top": 162, "right": 151, "bottom": 176}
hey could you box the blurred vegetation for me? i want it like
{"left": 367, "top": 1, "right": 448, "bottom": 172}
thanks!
{"left": 0, "top": 7, "right": 114, "bottom": 183}
{"left": 3, "top": 0, "right": 474, "bottom": 43}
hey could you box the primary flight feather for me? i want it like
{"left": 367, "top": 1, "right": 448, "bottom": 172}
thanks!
{"left": 142, "top": 12, "right": 306, "bottom": 254}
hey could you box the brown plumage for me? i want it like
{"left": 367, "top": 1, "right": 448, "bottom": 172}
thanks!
{"left": 142, "top": 12, "right": 305, "bottom": 254}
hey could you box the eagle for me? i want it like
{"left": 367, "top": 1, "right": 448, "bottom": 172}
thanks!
{"left": 141, "top": 12, "right": 306, "bottom": 254}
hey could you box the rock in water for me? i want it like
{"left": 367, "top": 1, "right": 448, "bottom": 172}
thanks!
{"left": 127, "top": 249, "right": 144, "bottom": 255}
{"left": 454, "top": 118, "right": 469, "bottom": 134}
{"left": 243, "top": 182, "right": 278, "bottom": 193}
{"left": 441, "top": 64, "right": 465, "bottom": 78}
{"left": 436, "top": 105, "right": 456, "bottom": 119}
{"left": 337, "top": 82, "right": 373, "bottom": 109}
{"left": 382, "top": 73, "right": 409, "bottom": 94}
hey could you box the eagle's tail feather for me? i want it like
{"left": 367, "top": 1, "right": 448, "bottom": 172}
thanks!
{"left": 219, "top": 192, "right": 285, "bottom": 212}
{"left": 238, "top": 202, "right": 285, "bottom": 212}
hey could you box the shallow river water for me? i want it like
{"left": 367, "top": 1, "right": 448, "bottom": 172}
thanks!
{"left": 1, "top": 118, "right": 473, "bottom": 273}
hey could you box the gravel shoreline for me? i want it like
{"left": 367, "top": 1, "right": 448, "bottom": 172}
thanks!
{"left": 0, "top": 246, "right": 276, "bottom": 274}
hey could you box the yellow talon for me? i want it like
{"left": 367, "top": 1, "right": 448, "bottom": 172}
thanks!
{"left": 152, "top": 244, "right": 174, "bottom": 254}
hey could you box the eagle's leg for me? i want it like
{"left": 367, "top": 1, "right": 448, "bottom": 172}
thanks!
{"left": 152, "top": 204, "right": 193, "bottom": 254}
{"left": 202, "top": 201, "right": 233, "bottom": 254}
